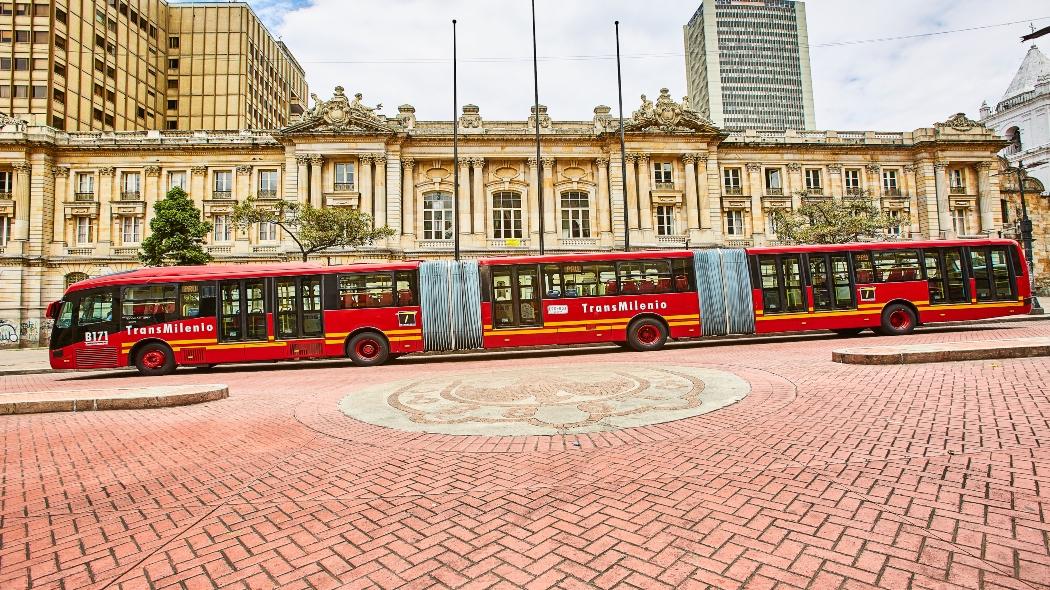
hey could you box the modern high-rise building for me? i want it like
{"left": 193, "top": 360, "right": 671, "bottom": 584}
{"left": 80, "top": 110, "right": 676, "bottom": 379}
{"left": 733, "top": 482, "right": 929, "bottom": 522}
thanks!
{"left": 0, "top": 0, "right": 307, "bottom": 132}
{"left": 684, "top": 0, "right": 816, "bottom": 131}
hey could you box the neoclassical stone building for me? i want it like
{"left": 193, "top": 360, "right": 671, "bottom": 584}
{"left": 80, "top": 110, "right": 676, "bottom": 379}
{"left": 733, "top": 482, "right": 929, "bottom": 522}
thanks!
{"left": 0, "top": 87, "right": 1010, "bottom": 346}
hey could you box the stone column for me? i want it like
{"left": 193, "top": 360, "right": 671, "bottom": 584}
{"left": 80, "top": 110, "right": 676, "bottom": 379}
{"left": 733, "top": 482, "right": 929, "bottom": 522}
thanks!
{"left": 528, "top": 157, "right": 540, "bottom": 240}
{"left": 705, "top": 156, "right": 721, "bottom": 241}
{"left": 541, "top": 157, "right": 556, "bottom": 239}
{"left": 373, "top": 155, "right": 387, "bottom": 227}
{"left": 98, "top": 166, "right": 115, "bottom": 250}
{"left": 596, "top": 156, "right": 611, "bottom": 238}
{"left": 384, "top": 153, "right": 401, "bottom": 238}
{"left": 358, "top": 154, "right": 373, "bottom": 219}
{"left": 309, "top": 155, "right": 323, "bottom": 209}
{"left": 609, "top": 152, "right": 626, "bottom": 248}
{"left": 12, "top": 161, "right": 30, "bottom": 250}
{"left": 190, "top": 166, "right": 207, "bottom": 209}
{"left": 402, "top": 158, "right": 415, "bottom": 240}
{"left": 746, "top": 162, "right": 763, "bottom": 241}
{"left": 53, "top": 166, "right": 70, "bottom": 248}
{"left": 682, "top": 154, "right": 699, "bottom": 231}
{"left": 624, "top": 154, "right": 638, "bottom": 231}
{"left": 471, "top": 157, "right": 485, "bottom": 238}
{"left": 865, "top": 164, "right": 882, "bottom": 197}
{"left": 934, "top": 162, "right": 952, "bottom": 237}
{"left": 637, "top": 153, "right": 653, "bottom": 231}
{"left": 904, "top": 165, "right": 920, "bottom": 238}
{"left": 977, "top": 161, "right": 994, "bottom": 233}
{"left": 457, "top": 158, "right": 471, "bottom": 240}
{"left": 787, "top": 163, "right": 803, "bottom": 211}
{"left": 827, "top": 164, "right": 843, "bottom": 199}
{"left": 235, "top": 165, "right": 252, "bottom": 249}
{"left": 143, "top": 166, "right": 160, "bottom": 226}
{"left": 295, "top": 155, "right": 309, "bottom": 204}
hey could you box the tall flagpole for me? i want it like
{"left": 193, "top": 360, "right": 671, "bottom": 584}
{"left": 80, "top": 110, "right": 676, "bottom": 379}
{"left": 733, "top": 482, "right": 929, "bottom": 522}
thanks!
{"left": 615, "top": 21, "right": 630, "bottom": 252}
{"left": 452, "top": 19, "right": 460, "bottom": 261}
{"left": 531, "top": 0, "right": 545, "bottom": 255}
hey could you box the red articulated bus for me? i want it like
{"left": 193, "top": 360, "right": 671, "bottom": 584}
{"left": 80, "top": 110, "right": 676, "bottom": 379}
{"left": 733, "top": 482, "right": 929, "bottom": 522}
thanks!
{"left": 46, "top": 238, "right": 1032, "bottom": 376}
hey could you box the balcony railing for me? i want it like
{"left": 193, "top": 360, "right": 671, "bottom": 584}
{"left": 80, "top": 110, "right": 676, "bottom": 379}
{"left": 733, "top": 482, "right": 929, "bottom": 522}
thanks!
{"left": 883, "top": 187, "right": 901, "bottom": 196}
{"left": 804, "top": 186, "right": 823, "bottom": 195}
{"left": 653, "top": 181, "right": 675, "bottom": 190}
{"left": 723, "top": 186, "right": 743, "bottom": 196}
{"left": 120, "top": 191, "right": 141, "bottom": 200}
{"left": 845, "top": 187, "right": 863, "bottom": 196}
{"left": 949, "top": 186, "right": 967, "bottom": 194}
{"left": 211, "top": 191, "right": 233, "bottom": 200}
{"left": 0, "top": 192, "right": 11, "bottom": 200}
{"left": 725, "top": 238, "right": 754, "bottom": 248}
{"left": 766, "top": 187, "right": 784, "bottom": 196}
{"left": 74, "top": 192, "right": 95, "bottom": 201}
{"left": 257, "top": 190, "right": 278, "bottom": 199}
{"left": 333, "top": 182, "right": 355, "bottom": 192}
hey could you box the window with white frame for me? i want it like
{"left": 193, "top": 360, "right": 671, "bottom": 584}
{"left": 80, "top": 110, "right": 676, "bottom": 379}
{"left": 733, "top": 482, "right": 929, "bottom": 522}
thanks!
{"left": 949, "top": 169, "right": 965, "bottom": 191}
{"left": 121, "top": 216, "right": 141, "bottom": 243}
{"left": 121, "top": 172, "right": 140, "bottom": 198}
{"left": 726, "top": 210, "right": 745, "bottom": 236}
{"left": 804, "top": 169, "right": 822, "bottom": 191}
{"left": 168, "top": 170, "right": 187, "bottom": 191}
{"left": 886, "top": 209, "right": 901, "bottom": 236}
{"left": 844, "top": 169, "right": 861, "bottom": 194}
{"left": 422, "top": 192, "right": 453, "bottom": 240}
{"left": 258, "top": 221, "right": 277, "bottom": 241}
{"left": 723, "top": 168, "right": 742, "bottom": 193}
{"left": 653, "top": 162, "right": 673, "bottom": 187}
{"left": 258, "top": 170, "right": 278, "bottom": 197}
{"left": 560, "top": 191, "right": 590, "bottom": 238}
{"left": 655, "top": 205, "right": 676, "bottom": 236}
{"left": 882, "top": 169, "right": 899, "bottom": 195}
{"left": 335, "top": 163, "right": 354, "bottom": 190}
{"left": 764, "top": 168, "right": 782, "bottom": 193}
{"left": 0, "top": 171, "right": 11, "bottom": 194}
{"left": 492, "top": 191, "right": 524, "bottom": 239}
{"left": 951, "top": 208, "right": 968, "bottom": 235}
{"left": 213, "top": 171, "right": 232, "bottom": 195}
{"left": 75, "top": 172, "right": 94, "bottom": 194}
{"left": 212, "top": 214, "right": 232, "bottom": 242}
{"left": 767, "top": 211, "right": 780, "bottom": 236}
{"left": 0, "top": 216, "right": 10, "bottom": 245}
{"left": 75, "top": 216, "right": 93, "bottom": 244}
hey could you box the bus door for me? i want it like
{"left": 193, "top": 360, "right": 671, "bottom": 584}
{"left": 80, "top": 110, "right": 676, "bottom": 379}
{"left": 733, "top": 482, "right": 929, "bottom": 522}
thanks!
{"left": 218, "top": 279, "right": 270, "bottom": 362}
{"left": 490, "top": 265, "right": 542, "bottom": 332}
{"left": 274, "top": 275, "right": 325, "bottom": 357}
{"left": 71, "top": 288, "right": 120, "bottom": 368}
{"left": 807, "top": 253, "right": 856, "bottom": 313}
{"left": 969, "top": 245, "right": 1018, "bottom": 302}
{"left": 923, "top": 248, "right": 969, "bottom": 305}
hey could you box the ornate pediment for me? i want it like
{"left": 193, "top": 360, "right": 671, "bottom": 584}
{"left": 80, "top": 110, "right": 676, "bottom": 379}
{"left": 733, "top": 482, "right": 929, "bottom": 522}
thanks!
{"left": 935, "top": 112, "right": 984, "bottom": 132}
{"left": 282, "top": 86, "right": 397, "bottom": 134}
{"left": 622, "top": 88, "right": 718, "bottom": 133}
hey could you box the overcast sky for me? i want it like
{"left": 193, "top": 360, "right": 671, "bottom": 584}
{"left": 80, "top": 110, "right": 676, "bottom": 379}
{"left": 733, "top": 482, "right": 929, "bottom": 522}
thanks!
{"left": 245, "top": 0, "right": 1049, "bottom": 131}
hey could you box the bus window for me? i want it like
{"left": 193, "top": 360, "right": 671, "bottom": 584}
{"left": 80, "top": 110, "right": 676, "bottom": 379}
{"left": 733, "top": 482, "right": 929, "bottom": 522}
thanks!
{"left": 561, "top": 264, "right": 599, "bottom": 297}
{"left": 874, "top": 250, "right": 920, "bottom": 282}
{"left": 809, "top": 256, "right": 831, "bottom": 311}
{"left": 970, "top": 249, "right": 992, "bottom": 301}
{"left": 640, "top": 260, "right": 673, "bottom": 294}
{"left": 275, "top": 279, "right": 298, "bottom": 338}
{"left": 517, "top": 266, "right": 540, "bottom": 326}
{"left": 492, "top": 267, "right": 515, "bottom": 328}
{"left": 78, "top": 290, "right": 113, "bottom": 326}
{"left": 945, "top": 249, "right": 967, "bottom": 302}
{"left": 220, "top": 282, "right": 243, "bottom": 341}
{"left": 991, "top": 248, "right": 1016, "bottom": 300}
{"left": 301, "top": 277, "right": 323, "bottom": 337}
{"left": 543, "top": 264, "right": 563, "bottom": 298}
{"left": 339, "top": 273, "right": 393, "bottom": 309}
{"left": 122, "top": 284, "right": 177, "bottom": 327}
{"left": 597, "top": 263, "right": 617, "bottom": 296}
{"left": 56, "top": 300, "right": 74, "bottom": 329}
{"left": 672, "top": 258, "right": 694, "bottom": 292}
{"left": 758, "top": 256, "right": 781, "bottom": 313}
{"left": 853, "top": 252, "right": 875, "bottom": 283}
{"left": 780, "top": 256, "right": 804, "bottom": 312}
{"left": 924, "top": 251, "right": 945, "bottom": 304}
{"left": 618, "top": 262, "right": 643, "bottom": 294}
{"left": 830, "top": 254, "right": 853, "bottom": 309}
{"left": 180, "top": 283, "right": 216, "bottom": 319}
{"left": 245, "top": 280, "right": 267, "bottom": 341}
{"left": 395, "top": 271, "right": 418, "bottom": 306}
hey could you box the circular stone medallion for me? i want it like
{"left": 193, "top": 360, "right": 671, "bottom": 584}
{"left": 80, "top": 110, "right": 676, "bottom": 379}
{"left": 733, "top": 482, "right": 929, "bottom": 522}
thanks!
{"left": 339, "top": 364, "right": 749, "bottom": 436}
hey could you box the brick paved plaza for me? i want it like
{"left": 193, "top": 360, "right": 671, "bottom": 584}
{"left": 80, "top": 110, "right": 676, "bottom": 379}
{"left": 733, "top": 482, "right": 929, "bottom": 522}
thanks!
{"left": 2, "top": 322, "right": 1050, "bottom": 590}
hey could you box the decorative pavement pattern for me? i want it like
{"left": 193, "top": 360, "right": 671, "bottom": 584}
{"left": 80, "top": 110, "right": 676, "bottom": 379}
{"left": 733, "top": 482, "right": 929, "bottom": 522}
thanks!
{"left": 1, "top": 321, "right": 1050, "bottom": 589}
{"left": 341, "top": 364, "right": 749, "bottom": 436}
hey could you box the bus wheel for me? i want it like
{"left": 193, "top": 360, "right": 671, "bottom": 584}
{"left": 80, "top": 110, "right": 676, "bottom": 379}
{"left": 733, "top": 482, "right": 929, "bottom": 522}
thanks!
{"left": 877, "top": 304, "right": 917, "bottom": 336}
{"left": 831, "top": 328, "right": 866, "bottom": 337}
{"left": 627, "top": 318, "right": 668, "bottom": 352}
{"left": 135, "top": 343, "right": 176, "bottom": 376}
{"left": 347, "top": 332, "right": 389, "bottom": 366}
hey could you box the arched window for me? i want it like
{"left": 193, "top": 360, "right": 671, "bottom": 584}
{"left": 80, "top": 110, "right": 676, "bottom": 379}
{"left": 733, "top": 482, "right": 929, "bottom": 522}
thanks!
{"left": 65, "top": 272, "right": 88, "bottom": 289}
{"left": 1005, "top": 126, "right": 1022, "bottom": 153}
{"left": 560, "top": 191, "right": 590, "bottom": 238}
{"left": 422, "top": 192, "right": 453, "bottom": 240}
{"left": 492, "top": 191, "right": 523, "bottom": 239}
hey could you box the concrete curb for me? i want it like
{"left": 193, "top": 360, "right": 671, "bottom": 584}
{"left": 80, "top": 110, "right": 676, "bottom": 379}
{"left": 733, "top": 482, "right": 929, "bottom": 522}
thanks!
{"left": 0, "top": 384, "right": 228, "bottom": 415}
{"left": 832, "top": 338, "right": 1050, "bottom": 365}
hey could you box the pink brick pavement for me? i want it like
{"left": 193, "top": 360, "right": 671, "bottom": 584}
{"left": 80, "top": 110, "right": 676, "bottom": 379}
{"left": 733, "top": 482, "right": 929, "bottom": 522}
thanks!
{"left": 2, "top": 321, "right": 1049, "bottom": 589}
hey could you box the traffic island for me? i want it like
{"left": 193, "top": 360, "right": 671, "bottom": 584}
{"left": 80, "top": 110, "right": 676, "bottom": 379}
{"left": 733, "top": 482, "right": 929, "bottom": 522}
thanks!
{"left": 832, "top": 337, "right": 1050, "bottom": 365}
{"left": 0, "top": 384, "right": 228, "bottom": 415}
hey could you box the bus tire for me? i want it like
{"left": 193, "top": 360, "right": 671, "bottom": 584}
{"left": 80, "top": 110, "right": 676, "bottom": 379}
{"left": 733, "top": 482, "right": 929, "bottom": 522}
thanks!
{"left": 877, "top": 303, "right": 917, "bottom": 336}
{"left": 347, "top": 332, "right": 389, "bottom": 366}
{"left": 135, "top": 342, "right": 176, "bottom": 376}
{"left": 627, "top": 318, "right": 668, "bottom": 352}
{"left": 831, "top": 328, "right": 866, "bottom": 337}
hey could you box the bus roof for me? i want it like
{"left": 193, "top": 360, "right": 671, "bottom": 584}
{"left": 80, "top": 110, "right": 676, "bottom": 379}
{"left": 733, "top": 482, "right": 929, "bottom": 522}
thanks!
{"left": 477, "top": 250, "right": 694, "bottom": 266}
{"left": 65, "top": 261, "right": 421, "bottom": 294}
{"left": 746, "top": 238, "right": 1020, "bottom": 255}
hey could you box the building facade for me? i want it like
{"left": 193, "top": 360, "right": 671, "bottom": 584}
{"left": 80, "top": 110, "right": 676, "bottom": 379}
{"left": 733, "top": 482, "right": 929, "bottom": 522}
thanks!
{"left": 0, "top": 0, "right": 306, "bottom": 132}
{"left": 684, "top": 0, "right": 816, "bottom": 131}
{"left": 0, "top": 87, "right": 1009, "bottom": 347}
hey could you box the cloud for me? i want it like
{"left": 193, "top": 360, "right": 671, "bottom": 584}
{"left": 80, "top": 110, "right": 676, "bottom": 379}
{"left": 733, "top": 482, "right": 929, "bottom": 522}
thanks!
{"left": 253, "top": 0, "right": 1049, "bottom": 131}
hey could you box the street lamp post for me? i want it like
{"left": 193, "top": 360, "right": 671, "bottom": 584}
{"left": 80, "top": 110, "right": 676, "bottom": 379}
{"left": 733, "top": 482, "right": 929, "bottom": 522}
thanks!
{"left": 1016, "top": 159, "right": 1044, "bottom": 314}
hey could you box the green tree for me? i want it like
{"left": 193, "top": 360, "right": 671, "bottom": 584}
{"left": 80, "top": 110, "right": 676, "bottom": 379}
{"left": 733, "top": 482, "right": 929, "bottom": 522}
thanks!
{"left": 232, "top": 197, "right": 395, "bottom": 262}
{"left": 769, "top": 191, "right": 908, "bottom": 245}
{"left": 139, "top": 186, "right": 212, "bottom": 266}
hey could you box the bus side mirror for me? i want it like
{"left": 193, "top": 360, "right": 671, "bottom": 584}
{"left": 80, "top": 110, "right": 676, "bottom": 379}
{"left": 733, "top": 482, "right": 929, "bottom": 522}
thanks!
{"left": 45, "top": 301, "right": 60, "bottom": 320}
